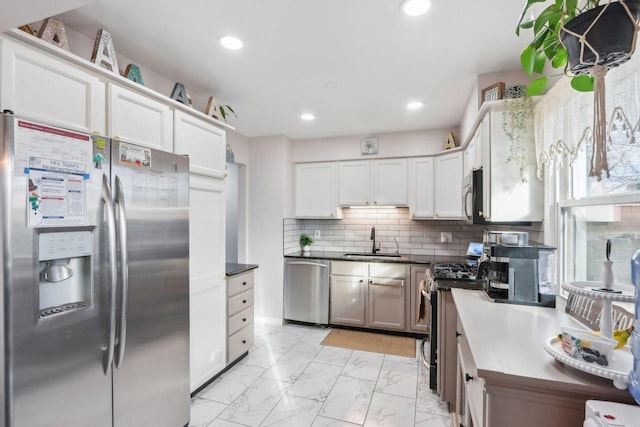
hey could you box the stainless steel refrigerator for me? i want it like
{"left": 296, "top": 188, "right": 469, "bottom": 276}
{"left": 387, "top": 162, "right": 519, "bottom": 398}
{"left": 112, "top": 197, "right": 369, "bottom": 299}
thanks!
{"left": 0, "top": 112, "right": 190, "bottom": 427}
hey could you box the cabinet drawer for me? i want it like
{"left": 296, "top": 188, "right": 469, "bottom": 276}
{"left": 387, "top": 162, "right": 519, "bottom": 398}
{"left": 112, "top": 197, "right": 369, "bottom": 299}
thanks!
{"left": 457, "top": 317, "right": 485, "bottom": 427}
{"left": 369, "top": 263, "right": 405, "bottom": 279}
{"left": 228, "top": 272, "right": 254, "bottom": 297}
{"left": 228, "top": 324, "right": 254, "bottom": 362}
{"left": 228, "top": 289, "right": 254, "bottom": 316}
{"left": 228, "top": 307, "right": 254, "bottom": 336}
{"left": 331, "top": 261, "right": 367, "bottom": 276}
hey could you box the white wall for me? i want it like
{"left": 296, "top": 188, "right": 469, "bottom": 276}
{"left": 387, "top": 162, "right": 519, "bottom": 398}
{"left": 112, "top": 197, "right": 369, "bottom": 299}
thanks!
{"left": 248, "top": 135, "right": 292, "bottom": 321}
{"left": 292, "top": 128, "right": 459, "bottom": 163}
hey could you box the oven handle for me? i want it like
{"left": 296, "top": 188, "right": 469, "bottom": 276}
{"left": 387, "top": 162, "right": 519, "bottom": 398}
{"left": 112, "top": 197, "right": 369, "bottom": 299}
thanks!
{"left": 419, "top": 337, "right": 430, "bottom": 368}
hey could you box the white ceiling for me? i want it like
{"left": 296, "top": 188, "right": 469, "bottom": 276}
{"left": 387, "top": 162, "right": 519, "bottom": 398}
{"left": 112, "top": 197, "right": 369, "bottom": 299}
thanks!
{"left": 57, "top": 0, "right": 530, "bottom": 140}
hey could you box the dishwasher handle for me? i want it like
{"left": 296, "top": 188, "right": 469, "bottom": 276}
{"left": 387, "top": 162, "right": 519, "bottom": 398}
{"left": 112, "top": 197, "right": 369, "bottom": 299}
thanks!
{"left": 286, "top": 261, "right": 328, "bottom": 268}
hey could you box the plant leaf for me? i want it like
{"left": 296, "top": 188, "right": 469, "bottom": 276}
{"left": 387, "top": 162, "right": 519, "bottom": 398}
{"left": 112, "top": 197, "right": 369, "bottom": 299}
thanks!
{"left": 551, "top": 48, "right": 568, "bottom": 68}
{"left": 534, "top": 5, "right": 561, "bottom": 36}
{"left": 571, "top": 75, "right": 595, "bottom": 92}
{"left": 526, "top": 76, "right": 549, "bottom": 96}
{"left": 521, "top": 46, "right": 537, "bottom": 77}
{"left": 566, "top": 0, "right": 578, "bottom": 13}
{"left": 516, "top": 0, "right": 548, "bottom": 35}
{"left": 533, "top": 50, "right": 547, "bottom": 74}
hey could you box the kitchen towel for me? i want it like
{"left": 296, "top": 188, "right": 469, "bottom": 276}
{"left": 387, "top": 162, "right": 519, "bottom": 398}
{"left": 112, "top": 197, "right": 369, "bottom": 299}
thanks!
{"left": 417, "top": 280, "right": 426, "bottom": 321}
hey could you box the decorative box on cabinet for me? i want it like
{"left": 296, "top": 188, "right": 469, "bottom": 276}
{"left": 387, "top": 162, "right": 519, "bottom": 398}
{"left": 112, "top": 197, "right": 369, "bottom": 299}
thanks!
{"left": 174, "top": 110, "right": 226, "bottom": 178}
{"left": 0, "top": 37, "right": 106, "bottom": 134}
{"left": 294, "top": 162, "right": 341, "bottom": 219}
{"left": 108, "top": 83, "right": 173, "bottom": 151}
{"left": 227, "top": 270, "right": 255, "bottom": 363}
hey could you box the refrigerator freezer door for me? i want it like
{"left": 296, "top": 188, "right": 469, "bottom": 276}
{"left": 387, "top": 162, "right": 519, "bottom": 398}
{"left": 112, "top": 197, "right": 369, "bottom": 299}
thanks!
{"left": 110, "top": 141, "right": 190, "bottom": 427}
{"left": 3, "top": 115, "right": 112, "bottom": 427}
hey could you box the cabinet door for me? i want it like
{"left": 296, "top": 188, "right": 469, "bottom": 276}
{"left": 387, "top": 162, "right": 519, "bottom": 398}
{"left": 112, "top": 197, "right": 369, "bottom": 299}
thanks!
{"left": 0, "top": 38, "right": 106, "bottom": 134}
{"left": 368, "top": 278, "right": 406, "bottom": 331}
{"left": 372, "top": 158, "right": 408, "bottom": 206}
{"left": 294, "top": 162, "right": 339, "bottom": 218}
{"left": 434, "top": 152, "right": 463, "bottom": 219}
{"left": 330, "top": 275, "right": 366, "bottom": 326}
{"left": 188, "top": 175, "right": 226, "bottom": 391}
{"left": 409, "top": 266, "right": 428, "bottom": 333}
{"left": 174, "top": 110, "right": 226, "bottom": 178}
{"left": 108, "top": 84, "right": 173, "bottom": 151}
{"left": 408, "top": 157, "right": 434, "bottom": 219}
{"left": 338, "top": 160, "right": 370, "bottom": 206}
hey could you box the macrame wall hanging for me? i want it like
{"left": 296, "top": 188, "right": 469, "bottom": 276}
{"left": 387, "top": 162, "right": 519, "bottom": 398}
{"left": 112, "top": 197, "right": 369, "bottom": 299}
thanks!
{"left": 559, "top": 0, "right": 640, "bottom": 181}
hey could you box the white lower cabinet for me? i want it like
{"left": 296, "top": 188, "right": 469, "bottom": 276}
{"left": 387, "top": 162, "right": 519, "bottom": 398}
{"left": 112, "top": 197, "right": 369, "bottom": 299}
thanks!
{"left": 188, "top": 174, "right": 226, "bottom": 392}
{"left": 0, "top": 37, "right": 106, "bottom": 134}
{"left": 227, "top": 270, "right": 255, "bottom": 363}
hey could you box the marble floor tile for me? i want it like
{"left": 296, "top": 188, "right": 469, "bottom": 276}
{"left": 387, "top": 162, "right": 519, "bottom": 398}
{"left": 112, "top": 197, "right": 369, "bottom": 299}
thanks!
{"left": 342, "top": 350, "right": 385, "bottom": 381}
{"left": 311, "top": 416, "right": 362, "bottom": 427}
{"left": 319, "top": 376, "right": 376, "bottom": 425}
{"left": 415, "top": 411, "right": 451, "bottom": 427}
{"left": 363, "top": 392, "right": 416, "bottom": 427}
{"left": 198, "top": 364, "right": 266, "bottom": 404}
{"left": 216, "top": 377, "right": 290, "bottom": 427}
{"left": 261, "top": 350, "right": 314, "bottom": 383}
{"left": 189, "top": 398, "right": 228, "bottom": 426}
{"left": 375, "top": 359, "right": 419, "bottom": 399}
{"left": 191, "top": 323, "right": 447, "bottom": 427}
{"left": 313, "top": 345, "right": 354, "bottom": 367}
{"left": 287, "top": 362, "right": 343, "bottom": 401}
{"left": 260, "top": 394, "right": 324, "bottom": 427}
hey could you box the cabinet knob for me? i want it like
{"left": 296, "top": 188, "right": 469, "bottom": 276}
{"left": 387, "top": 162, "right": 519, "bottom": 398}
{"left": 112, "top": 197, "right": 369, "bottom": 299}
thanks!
{"left": 479, "top": 211, "right": 484, "bottom": 217}
{"left": 242, "top": 281, "right": 247, "bottom": 286}
{"left": 242, "top": 299, "right": 247, "bottom": 304}
{"left": 242, "top": 318, "right": 247, "bottom": 322}
{"left": 359, "top": 279, "right": 364, "bottom": 283}
{"left": 365, "top": 201, "right": 369, "bottom": 205}
{"left": 412, "top": 213, "right": 416, "bottom": 217}
{"left": 242, "top": 339, "right": 247, "bottom": 344}
{"left": 465, "top": 373, "right": 473, "bottom": 382}
{"left": 374, "top": 201, "right": 378, "bottom": 205}
{"left": 223, "top": 173, "right": 228, "bottom": 178}
{"left": 456, "top": 331, "right": 461, "bottom": 337}
{"left": 331, "top": 213, "right": 334, "bottom": 217}
{"left": 434, "top": 213, "right": 439, "bottom": 218}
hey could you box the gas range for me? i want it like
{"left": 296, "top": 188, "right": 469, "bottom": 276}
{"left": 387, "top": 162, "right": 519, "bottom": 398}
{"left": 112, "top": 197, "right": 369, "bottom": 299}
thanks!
{"left": 425, "top": 261, "right": 487, "bottom": 293}
{"left": 432, "top": 263, "right": 479, "bottom": 280}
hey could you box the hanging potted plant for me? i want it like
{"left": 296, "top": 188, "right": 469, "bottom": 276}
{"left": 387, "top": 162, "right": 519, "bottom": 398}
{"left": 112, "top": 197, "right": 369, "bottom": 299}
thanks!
{"left": 501, "top": 84, "right": 534, "bottom": 183}
{"left": 516, "top": 0, "right": 640, "bottom": 180}
{"left": 299, "top": 233, "right": 314, "bottom": 252}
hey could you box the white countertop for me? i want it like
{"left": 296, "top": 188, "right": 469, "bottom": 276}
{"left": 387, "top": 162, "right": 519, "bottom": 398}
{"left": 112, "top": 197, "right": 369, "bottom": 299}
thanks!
{"left": 452, "top": 289, "right": 634, "bottom": 400}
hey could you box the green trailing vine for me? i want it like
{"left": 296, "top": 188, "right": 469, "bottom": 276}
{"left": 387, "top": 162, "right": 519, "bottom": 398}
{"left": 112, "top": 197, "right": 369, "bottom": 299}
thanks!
{"left": 501, "top": 84, "right": 533, "bottom": 183}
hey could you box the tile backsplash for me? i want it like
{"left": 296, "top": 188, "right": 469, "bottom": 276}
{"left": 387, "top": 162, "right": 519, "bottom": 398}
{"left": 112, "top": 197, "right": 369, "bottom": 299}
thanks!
{"left": 284, "top": 207, "right": 543, "bottom": 256}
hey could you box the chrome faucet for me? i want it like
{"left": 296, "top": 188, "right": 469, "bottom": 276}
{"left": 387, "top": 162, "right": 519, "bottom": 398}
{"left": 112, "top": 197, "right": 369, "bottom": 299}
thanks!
{"left": 370, "top": 227, "right": 379, "bottom": 254}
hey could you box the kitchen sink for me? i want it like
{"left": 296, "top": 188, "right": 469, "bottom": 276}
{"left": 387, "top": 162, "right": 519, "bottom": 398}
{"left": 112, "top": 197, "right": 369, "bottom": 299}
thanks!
{"left": 343, "top": 252, "right": 402, "bottom": 258}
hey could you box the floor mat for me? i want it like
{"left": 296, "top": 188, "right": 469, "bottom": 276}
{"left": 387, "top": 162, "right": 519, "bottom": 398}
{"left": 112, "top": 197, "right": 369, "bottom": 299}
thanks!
{"left": 320, "top": 328, "right": 416, "bottom": 358}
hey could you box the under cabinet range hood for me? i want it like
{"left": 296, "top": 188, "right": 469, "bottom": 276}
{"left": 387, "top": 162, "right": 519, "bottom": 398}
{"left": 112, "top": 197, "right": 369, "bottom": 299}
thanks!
{"left": 463, "top": 168, "right": 542, "bottom": 224}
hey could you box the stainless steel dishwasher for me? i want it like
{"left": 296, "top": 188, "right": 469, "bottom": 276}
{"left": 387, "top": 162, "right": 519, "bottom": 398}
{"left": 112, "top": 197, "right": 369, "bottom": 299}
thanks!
{"left": 283, "top": 258, "right": 330, "bottom": 325}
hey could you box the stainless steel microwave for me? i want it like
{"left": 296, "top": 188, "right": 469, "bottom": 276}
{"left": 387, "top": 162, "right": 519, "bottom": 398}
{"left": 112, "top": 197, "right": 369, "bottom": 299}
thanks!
{"left": 462, "top": 169, "right": 486, "bottom": 224}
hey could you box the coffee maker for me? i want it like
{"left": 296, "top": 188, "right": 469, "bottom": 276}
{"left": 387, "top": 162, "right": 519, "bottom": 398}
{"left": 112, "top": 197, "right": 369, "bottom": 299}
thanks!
{"left": 484, "top": 238, "right": 557, "bottom": 307}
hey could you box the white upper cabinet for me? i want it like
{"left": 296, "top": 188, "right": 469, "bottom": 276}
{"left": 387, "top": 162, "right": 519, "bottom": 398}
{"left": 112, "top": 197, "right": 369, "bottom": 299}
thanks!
{"left": 108, "top": 83, "right": 173, "bottom": 151}
{"left": 372, "top": 158, "right": 408, "bottom": 206}
{"left": 174, "top": 110, "right": 226, "bottom": 178}
{"left": 338, "top": 161, "right": 371, "bottom": 206}
{"left": 0, "top": 37, "right": 106, "bottom": 134}
{"left": 408, "top": 157, "right": 435, "bottom": 219}
{"left": 338, "top": 159, "right": 408, "bottom": 207}
{"left": 434, "top": 151, "right": 463, "bottom": 219}
{"left": 294, "top": 162, "right": 340, "bottom": 219}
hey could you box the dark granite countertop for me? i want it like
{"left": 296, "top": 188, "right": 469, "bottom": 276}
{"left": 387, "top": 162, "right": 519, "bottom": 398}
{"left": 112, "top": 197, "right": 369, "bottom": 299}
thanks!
{"left": 225, "top": 263, "right": 259, "bottom": 277}
{"left": 284, "top": 250, "right": 469, "bottom": 265}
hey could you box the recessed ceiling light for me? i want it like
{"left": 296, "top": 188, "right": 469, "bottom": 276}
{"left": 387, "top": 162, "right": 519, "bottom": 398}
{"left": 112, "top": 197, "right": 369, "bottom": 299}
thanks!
{"left": 301, "top": 113, "right": 315, "bottom": 121}
{"left": 401, "top": 0, "right": 431, "bottom": 16}
{"left": 407, "top": 101, "right": 424, "bottom": 110}
{"left": 220, "top": 36, "right": 243, "bottom": 50}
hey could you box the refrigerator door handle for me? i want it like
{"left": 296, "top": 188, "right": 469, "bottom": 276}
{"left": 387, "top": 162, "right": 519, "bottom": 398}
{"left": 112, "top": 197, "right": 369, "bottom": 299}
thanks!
{"left": 102, "top": 175, "right": 118, "bottom": 374}
{"left": 114, "top": 175, "right": 129, "bottom": 368}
